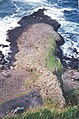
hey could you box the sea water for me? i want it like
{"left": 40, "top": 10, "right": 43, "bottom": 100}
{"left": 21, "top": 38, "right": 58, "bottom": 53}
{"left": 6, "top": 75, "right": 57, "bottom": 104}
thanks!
{"left": 0, "top": 0, "right": 79, "bottom": 67}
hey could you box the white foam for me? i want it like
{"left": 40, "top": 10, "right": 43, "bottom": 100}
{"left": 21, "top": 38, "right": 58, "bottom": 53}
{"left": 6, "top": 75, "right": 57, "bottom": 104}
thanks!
{"left": 44, "top": 7, "right": 73, "bottom": 23}
{"left": 61, "top": 39, "right": 79, "bottom": 58}
{"left": 0, "top": 0, "right": 48, "bottom": 59}
{"left": 12, "top": 0, "right": 47, "bottom": 3}
{"left": 59, "top": 20, "right": 79, "bottom": 34}
{"left": 59, "top": 19, "right": 79, "bottom": 59}
{"left": 0, "top": 0, "right": 79, "bottom": 61}
{"left": 44, "top": 6, "right": 79, "bottom": 59}
{"left": 0, "top": 46, "right": 11, "bottom": 59}
{"left": 0, "top": 15, "right": 20, "bottom": 58}
{"left": 44, "top": 7, "right": 64, "bottom": 21}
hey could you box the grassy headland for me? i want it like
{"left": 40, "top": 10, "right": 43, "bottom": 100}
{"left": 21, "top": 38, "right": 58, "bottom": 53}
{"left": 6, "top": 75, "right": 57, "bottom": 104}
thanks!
{"left": 0, "top": 9, "right": 79, "bottom": 119}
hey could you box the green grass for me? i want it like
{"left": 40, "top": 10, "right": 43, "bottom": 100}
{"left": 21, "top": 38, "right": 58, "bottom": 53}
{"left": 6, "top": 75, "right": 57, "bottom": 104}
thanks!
{"left": 46, "top": 36, "right": 62, "bottom": 78}
{"left": 5, "top": 107, "right": 79, "bottom": 119}
{"left": 64, "top": 88, "right": 79, "bottom": 106}
{"left": 59, "top": 107, "right": 79, "bottom": 119}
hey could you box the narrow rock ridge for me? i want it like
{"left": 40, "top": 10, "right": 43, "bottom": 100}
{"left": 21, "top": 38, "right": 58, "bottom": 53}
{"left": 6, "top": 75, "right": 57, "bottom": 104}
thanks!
{"left": 7, "top": 9, "right": 64, "bottom": 66}
{"left": 0, "top": 9, "right": 65, "bottom": 118}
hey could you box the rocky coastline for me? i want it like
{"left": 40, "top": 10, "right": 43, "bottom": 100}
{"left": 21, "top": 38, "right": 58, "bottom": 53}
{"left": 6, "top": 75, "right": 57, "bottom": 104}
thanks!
{"left": 7, "top": 9, "right": 64, "bottom": 67}
{"left": 0, "top": 9, "right": 66, "bottom": 118}
{"left": 0, "top": 9, "right": 79, "bottom": 118}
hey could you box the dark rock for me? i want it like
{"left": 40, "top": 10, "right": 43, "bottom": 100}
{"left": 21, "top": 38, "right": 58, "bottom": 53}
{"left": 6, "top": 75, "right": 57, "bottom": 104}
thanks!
{"left": 0, "top": 51, "right": 4, "bottom": 61}
{"left": 0, "top": 90, "right": 43, "bottom": 117}
{"left": 55, "top": 33, "right": 64, "bottom": 46}
{"left": 0, "top": 65, "right": 4, "bottom": 70}
{"left": 18, "top": 9, "right": 60, "bottom": 31}
{"left": 0, "top": 51, "right": 9, "bottom": 70}
{"left": 0, "top": 107, "right": 6, "bottom": 118}
{"left": 0, "top": 51, "right": 2, "bottom": 54}
{"left": 9, "top": 99, "right": 30, "bottom": 113}
{"left": 0, "top": 112, "right": 5, "bottom": 118}
{"left": 0, "top": 59, "right": 6, "bottom": 65}
{"left": 0, "top": 44, "right": 8, "bottom": 48}
{"left": 11, "top": 107, "right": 25, "bottom": 114}
{"left": 55, "top": 46, "right": 62, "bottom": 59}
{"left": 73, "top": 48, "right": 78, "bottom": 54}
{"left": 4, "top": 64, "right": 10, "bottom": 70}
{"left": 0, "top": 51, "right": 6, "bottom": 67}
{"left": 61, "top": 55, "right": 79, "bottom": 69}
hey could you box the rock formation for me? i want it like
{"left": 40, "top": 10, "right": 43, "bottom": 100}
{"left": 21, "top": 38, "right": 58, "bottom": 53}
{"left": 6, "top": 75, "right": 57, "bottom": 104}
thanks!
{"left": 0, "top": 9, "right": 65, "bottom": 118}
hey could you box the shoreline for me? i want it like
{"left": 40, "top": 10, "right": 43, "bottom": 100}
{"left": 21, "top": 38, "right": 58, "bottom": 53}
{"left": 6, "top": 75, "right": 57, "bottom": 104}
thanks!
{"left": 5, "top": 8, "right": 79, "bottom": 70}
{"left": 7, "top": 9, "right": 64, "bottom": 67}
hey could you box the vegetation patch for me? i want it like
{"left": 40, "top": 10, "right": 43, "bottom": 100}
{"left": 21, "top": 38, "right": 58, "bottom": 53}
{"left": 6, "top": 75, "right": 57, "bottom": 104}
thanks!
{"left": 5, "top": 106, "right": 79, "bottom": 119}
{"left": 64, "top": 88, "right": 79, "bottom": 106}
{"left": 46, "top": 36, "right": 62, "bottom": 78}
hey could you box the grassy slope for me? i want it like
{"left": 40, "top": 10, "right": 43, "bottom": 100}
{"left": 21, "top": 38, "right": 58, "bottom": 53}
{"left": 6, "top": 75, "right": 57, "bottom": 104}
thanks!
{"left": 46, "top": 35, "right": 62, "bottom": 78}
{"left": 5, "top": 106, "right": 79, "bottom": 119}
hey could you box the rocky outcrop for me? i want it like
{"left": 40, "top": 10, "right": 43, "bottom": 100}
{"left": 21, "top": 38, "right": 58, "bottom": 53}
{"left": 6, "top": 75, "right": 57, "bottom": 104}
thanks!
{"left": 0, "top": 9, "right": 65, "bottom": 118}
{"left": 7, "top": 9, "right": 64, "bottom": 65}
{"left": 0, "top": 51, "right": 6, "bottom": 70}
{"left": 62, "top": 69, "right": 79, "bottom": 90}
{"left": 13, "top": 23, "right": 65, "bottom": 108}
{"left": 0, "top": 90, "right": 43, "bottom": 117}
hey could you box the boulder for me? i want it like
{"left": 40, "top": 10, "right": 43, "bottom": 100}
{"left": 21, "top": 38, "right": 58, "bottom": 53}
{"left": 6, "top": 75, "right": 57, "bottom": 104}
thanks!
{"left": 0, "top": 90, "right": 43, "bottom": 116}
{"left": 0, "top": 51, "right": 4, "bottom": 61}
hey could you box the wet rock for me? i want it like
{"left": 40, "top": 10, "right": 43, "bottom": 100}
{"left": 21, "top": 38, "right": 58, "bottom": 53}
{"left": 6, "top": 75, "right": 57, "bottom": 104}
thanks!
{"left": 0, "top": 51, "right": 6, "bottom": 67}
{"left": 0, "top": 44, "right": 8, "bottom": 48}
{"left": 55, "top": 46, "right": 62, "bottom": 59}
{"left": 54, "top": 33, "right": 64, "bottom": 46}
{"left": 0, "top": 64, "right": 4, "bottom": 70}
{"left": 0, "top": 51, "right": 4, "bottom": 61}
{"left": 62, "top": 55, "right": 79, "bottom": 69}
{"left": 0, "top": 59, "right": 6, "bottom": 65}
{"left": 18, "top": 9, "right": 60, "bottom": 32}
{"left": 3, "top": 64, "right": 10, "bottom": 70}
{"left": 0, "top": 51, "right": 10, "bottom": 70}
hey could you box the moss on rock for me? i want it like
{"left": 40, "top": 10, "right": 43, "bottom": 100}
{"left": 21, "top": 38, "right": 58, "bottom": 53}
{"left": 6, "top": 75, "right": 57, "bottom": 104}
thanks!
{"left": 45, "top": 35, "right": 62, "bottom": 78}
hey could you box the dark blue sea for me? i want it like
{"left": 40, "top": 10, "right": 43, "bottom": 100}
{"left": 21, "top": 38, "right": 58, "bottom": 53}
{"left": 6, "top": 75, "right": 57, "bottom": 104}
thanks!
{"left": 0, "top": 0, "right": 79, "bottom": 67}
